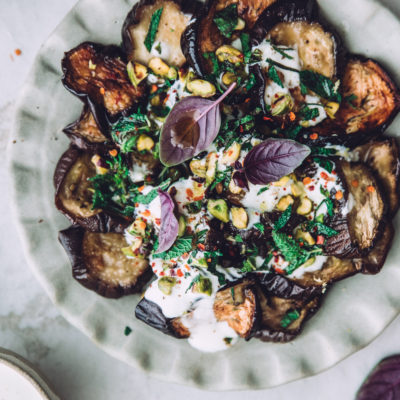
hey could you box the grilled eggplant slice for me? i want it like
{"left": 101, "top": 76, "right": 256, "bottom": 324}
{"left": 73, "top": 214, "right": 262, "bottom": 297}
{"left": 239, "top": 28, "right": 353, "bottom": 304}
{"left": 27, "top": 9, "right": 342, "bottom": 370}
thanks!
{"left": 59, "top": 225, "right": 152, "bottom": 298}
{"left": 254, "top": 285, "right": 322, "bottom": 343}
{"left": 292, "top": 257, "right": 359, "bottom": 288}
{"left": 54, "top": 146, "right": 130, "bottom": 232}
{"left": 325, "top": 161, "right": 385, "bottom": 258}
{"left": 357, "top": 223, "right": 395, "bottom": 275}
{"left": 62, "top": 42, "right": 147, "bottom": 132}
{"left": 354, "top": 138, "right": 400, "bottom": 216}
{"left": 182, "top": 0, "right": 277, "bottom": 76}
{"left": 122, "top": 0, "right": 202, "bottom": 67}
{"left": 63, "top": 106, "right": 108, "bottom": 151}
{"left": 335, "top": 57, "right": 400, "bottom": 136}
{"left": 135, "top": 297, "right": 190, "bottom": 338}
{"left": 252, "top": 0, "right": 340, "bottom": 78}
{"left": 213, "top": 279, "right": 260, "bottom": 339}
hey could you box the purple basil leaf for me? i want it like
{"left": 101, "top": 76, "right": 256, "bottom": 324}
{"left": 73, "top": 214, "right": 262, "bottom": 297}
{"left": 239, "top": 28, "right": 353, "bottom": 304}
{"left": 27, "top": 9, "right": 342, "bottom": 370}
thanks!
{"left": 233, "top": 171, "right": 249, "bottom": 190}
{"left": 156, "top": 190, "right": 179, "bottom": 253}
{"left": 357, "top": 355, "right": 400, "bottom": 400}
{"left": 243, "top": 138, "right": 310, "bottom": 185}
{"left": 159, "top": 83, "right": 236, "bottom": 166}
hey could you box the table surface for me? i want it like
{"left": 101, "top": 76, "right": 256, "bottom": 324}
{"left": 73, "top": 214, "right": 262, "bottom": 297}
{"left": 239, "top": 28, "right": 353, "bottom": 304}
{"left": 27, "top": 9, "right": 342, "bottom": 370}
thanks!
{"left": 2, "top": 1, "right": 400, "bottom": 399}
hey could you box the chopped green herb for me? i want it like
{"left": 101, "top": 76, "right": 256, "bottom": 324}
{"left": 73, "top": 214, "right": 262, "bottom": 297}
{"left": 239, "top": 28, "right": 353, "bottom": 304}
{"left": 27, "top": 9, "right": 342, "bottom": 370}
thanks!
{"left": 240, "top": 33, "right": 252, "bottom": 63}
{"left": 186, "top": 201, "right": 203, "bottom": 214}
{"left": 285, "top": 125, "right": 303, "bottom": 139}
{"left": 266, "top": 58, "right": 300, "bottom": 73}
{"left": 254, "top": 223, "right": 265, "bottom": 233}
{"left": 234, "top": 234, "right": 244, "bottom": 243}
{"left": 299, "top": 70, "right": 341, "bottom": 103}
{"left": 196, "top": 229, "right": 208, "bottom": 243}
{"left": 124, "top": 326, "right": 132, "bottom": 336}
{"left": 272, "top": 45, "right": 294, "bottom": 60}
{"left": 230, "top": 287, "right": 235, "bottom": 301}
{"left": 299, "top": 105, "right": 320, "bottom": 121}
{"left": 307, "top": 221, "right": 338, "bottom": 237}
{"left": 314, "top": 156, "right": 333, "bottom": 173}
{"left": 186, "top": 274, "right": 201, "bottom": 293}
{"left": 224, "top": 337, "right": 233, "bottom": 345}
{"left": 213, "top": 4, "right": 238, "bottom": 38}
{"left": 311, "top": 147, "right": 336, "bottom": 156}
{"left": 153, "top": 236, "right": 193, "bottom": 259}
{"left": 257, "top": 186, "right": 270, "bottom": 195}
{"left": 300, "top": 82, "right": 308, "bottom": 96}
{"left": 275, "top": 205, "right": 292, "bottom": 231}
{"left": 155, "top": 42, "right": 162, "bottom": 54}
{"left": 203, "top": 52, "right": 220, "bottom": 75}
{"left": 132, "top": 179, "right": 171, "bottom": 205}
{"left": 345, "top": 94, "right": 358, "bottom": 109}
{"left": 268, "top": 65, "right": 284, "bottom": 88}
{"left": 144, "top": 8, "right": 164, "bottom": 52}
{"left": 241, "top": 258, "right": 256, "bottom": 273}
{"left": 272, "top": 231, "right": 310, "bottom": 274}
{"left": 280, "top": 310, "right": 300, "bottom": 328}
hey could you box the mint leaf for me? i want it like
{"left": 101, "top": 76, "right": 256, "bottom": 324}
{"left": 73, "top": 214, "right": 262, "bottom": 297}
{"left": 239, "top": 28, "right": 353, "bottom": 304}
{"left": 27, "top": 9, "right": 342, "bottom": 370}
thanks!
{"left": 234, "top": 234, "right": 244, "bottom": 243}
{"left": 213, "top": 4, "right": 238, "bottom": 39}
{"left": 299, "top": 105, "right": 320, "bottom": 121}
{"left": 240, "top": 33, "right": 251, "bottom": 63}
{"left": 307, "top": 221, "right": 338, "bottom": 237}
{"left": 275, "top": 205, "right": 292, "bottom": 231}
{"left": 257, "top": 186, "right": 270, "bottom": 195}
{"left": 153, "top": 236, "right": 193, "bottom": 260}
{"left": 144, "top": 8, "right": 163, "bottom": 52}
{"left": 268, "top": 65, "right": 284, "bottom": 88}
{"left": 132, "top": 179, "right": 171, "bottom": 205}
{"left": 254, "top": 223, "right": 265, "bottom": 233}
{"left": 314, "top": 156, "right": 333, "bottom": 173}
{"left": 280, "top": 310, "right": 300, "bottom": 328}
{"left": 300, "top": 70, "right": 341, "bottom": 103}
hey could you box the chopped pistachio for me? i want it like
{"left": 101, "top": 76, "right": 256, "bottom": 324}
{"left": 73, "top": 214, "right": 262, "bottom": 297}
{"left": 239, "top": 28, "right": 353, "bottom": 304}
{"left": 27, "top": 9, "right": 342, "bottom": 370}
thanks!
{"left": 296, "top": 196, "right": 313, "bottom": 215}
{"left": 148, "top": 57, "right": 170, "bottom": 77}
{"left": 193, "top": 276, "right": 212, "bottom": 296}
{"left": 136, "top": 134, "right": 155, "bottom": 152}
{"left": 276, "top": 195, "right": 294, "bottom": 211}
{"left": 271, "top": 94, "right": 293, "bottom": 116}
{"left": 231, "top": 207, "right": 248, "bottom": 230}
{"left": 216, "top": 45, "right": 244, "bottom": 64}
{"left": 186, "top": 79, "right": 216, "bottom": 98}
{"left": 207, "top": 199, "right": 229, "bottom": 223}
{"left": 158, "top": 276, "right": 177, "bottom": 295}
{"left": 189, "top": 159, "right": 207, "bottom": 178}
{"left": 221, "top": 142, "right": 241, "bottom": 164}
{"left": 295, "top": 230, "right": 315, "bottom": 246}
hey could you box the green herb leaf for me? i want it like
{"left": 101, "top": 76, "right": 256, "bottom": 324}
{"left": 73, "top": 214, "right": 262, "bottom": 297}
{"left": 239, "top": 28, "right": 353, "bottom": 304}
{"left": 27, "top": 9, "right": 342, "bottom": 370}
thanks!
{"left": 280, "top": 310, "right": 300, "bottom": 328}
{"left": 285, "top": 125, "right": 302, "bottom": 139}
{"left": 234, "top": 234, "right": 244, "bottom": 243}
{"left": 186, "top": 201, "right": 203, "bottom": 214}
{"left": 300, "top": 70, "right": 341, "bottom": 102}
{"left": 275, "top": 205, "right": 292, "bottom": 231}
{"left": 299, "top": 105, "right": 320, "bottom": 121}
{"left": 132, "top": 179, "right": 171, "bottom": 205}
{"left": 268, "top": 65, "right": 284, "bottom": 88}
{"left": 345, "top": 94, "right": 358, "bottom": 109}
{"left": 153, "top": 236, "right": 193, "bottom": 260}
{"left": 241, "top": 258, "right": 256, "bottom": 273}
{"left": 257, "top": 186, "right": 270, "bottom": 195}
{"left": 240, "top": 33, "right": 252, "bottom": 63}
{"left": 186, "top": 274, "right": 201, "bottom": 293}
{"left": 144, "top": 8, "right": 163, "bottom": 52}
{"left": 314, "top": 156, "right": 333, "bottom": 173}
{"left": 320, "top": 186, "right": 330, "bottom": 198}
{"left": 254, "top": 223, "right": 265, "bottom": 233}
{"left": 124, "top": 326, "right": 132, "bottom": 336}
{"left": 272, "top": 45, "right": 294, "bottom": 60}
{"left": 203, "top": 52, "right": 220, "bottom": 75}
{"left": 196, "top": 229, "right": 208, "bottom": 243}
{"left": 307, "top": 221, "right": 338, "bottom": 237}
{"left": 272, "top": 231, "right": 309, "bottom": 274}
{"left": 213, "top": 4, "right": 238, "bottom": 39}
{"left": 310, "top": 147, "right": 336, "bottom": 156}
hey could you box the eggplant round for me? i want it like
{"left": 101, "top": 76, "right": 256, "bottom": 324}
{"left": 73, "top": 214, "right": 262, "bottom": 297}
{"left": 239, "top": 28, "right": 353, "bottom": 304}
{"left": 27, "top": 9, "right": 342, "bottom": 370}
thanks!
{"left": 63, "top": 105, "right": 109, "bottom": 151}
{"left": 135, "top": 297, "right": 190, "bottom": 338}
{"left": 62, "top": 42, "right": 147, "bottom": 133}
{"left": 182, "top": 0, "right": 278, "bottom": 76}
{"left": 357, "top": 223, "right": 395, "bottom": 275}
{"left": 325, "top": 160, "right": 385, "bottom": 258}
{"left": 213, "top": 278, "right": 260, "bottom": 339}
{"left": 122, "top": 0, "right": 203, "bottom": 67}
{"left": 291, "top": 257, "right": 359, "bottom": 288}
{"left": 354, "top": 138, "right": 400, "bottom": 216}
{"left": 59, "top": 225, "right": 153, "bottom": 298}
{"left": 54, "top": 146, "right": 130, "bottom": 233}
{"left": 254, "top": 285, "right": 322, "bottom": 343}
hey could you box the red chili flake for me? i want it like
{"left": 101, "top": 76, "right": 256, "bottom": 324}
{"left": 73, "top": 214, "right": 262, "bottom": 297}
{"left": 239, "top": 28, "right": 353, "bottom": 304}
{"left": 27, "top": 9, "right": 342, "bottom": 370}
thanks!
{"left": 309, "top": 185, "right": 315, "bottom": 191}
{"left": 335, "top": 190, "right": 344, "bottom": 200}
{"left": 320, "top": 172, "right": 329, "bottom": 180}
{"left": 367, "top": 186, "right": 375, "bottom": 193}
{"left": 197, "top": 243, "right": 205, "bottom": 251}
{"left": 186, "top": 188, "right": 194, "bottom": 198}
{"left": 263, "top": 116, "right": 273, "bottom": 121}
{"left": 109, "top": 149, "right": 118, "bottom": 157}
{"left": 159, "top": 271, "right": 165, "bottom": 276}
{"left": 317, "top": 235, "right": 325, "bottom": 245}
{"left": 207, "top": 258, "right": 212, "bottom": 263}
{"left": 177, "top": 269, "right": 183, "bottom": 277}
{"left": 244, "top": 98, "right": 251, "bottom": 103}
{"left": 99, "top": 87, "right": 105, "bottom": 95}
{"left": 274, "top": 257, "right": 279, "bottom": 263}
{"left": 299, "top": 242, "right": 304, "bottom": 247}
{"left": 184, "top": 264, "right": 191, "bottom": 271}
{"left": 151, "top": 84, "right": 158, "bottom": 93}
{"left": 138, "top": 185, "right": 145, "bottom": 192}
{"left": 155, "top": 218, "right": 161, "bottom": 226}
{"left": 332, "top": 170, "right": 337, "bottom": 175}
{"left": 135, "top": 203, "right": 139, "bottom": 207}
{"left": 15, "top": 49, "right": 22, "bottom": 56}
{"left": 310, "top": 133, "right": 318, "bottom": 140}
{"left": 275, "top": 267, "right": 285, "bottom": 274}
{"left": 182, "top": 253, "right": 189, "bottom": 259}
{"left": 289, "top": 112, "right": 296, "bottom": 121}
{"left": 146, "top": 176, "right": 152, "bottom": 182}
{"left": 272, "top": 251, "right": 278, "bottom": 256}
{"left": 151, "top": 262, "right": 156, "bottom": 267}
{"left": 239, "top": 125, "right": 244, "bottom": 133}
{"left": 142, "top": 209, "right": 151, "bottom": 217}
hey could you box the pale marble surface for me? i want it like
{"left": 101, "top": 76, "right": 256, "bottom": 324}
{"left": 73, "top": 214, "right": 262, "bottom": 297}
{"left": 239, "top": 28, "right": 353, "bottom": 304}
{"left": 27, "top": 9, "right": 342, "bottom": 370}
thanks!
{"left": 2, "top": 1, "right": 400, "bottom": 399}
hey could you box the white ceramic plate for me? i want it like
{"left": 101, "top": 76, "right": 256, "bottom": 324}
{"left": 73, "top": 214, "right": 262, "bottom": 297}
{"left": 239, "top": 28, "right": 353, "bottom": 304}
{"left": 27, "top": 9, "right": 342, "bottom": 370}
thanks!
{"left": 9, "top": 0, "right": 400, "bottom": 390}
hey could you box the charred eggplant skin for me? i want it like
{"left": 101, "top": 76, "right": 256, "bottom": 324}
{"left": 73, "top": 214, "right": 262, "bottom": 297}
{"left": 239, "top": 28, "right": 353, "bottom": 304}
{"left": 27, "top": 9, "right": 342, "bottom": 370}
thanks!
{"left": 122, "top": 0, "right": 203, "bottom": 66}
{"left": 54, "top": 146, "right": 130, "bottom": 233}
{"left": 135, "top": 297, "right": 190, "bottom": 338}
{"left": 62, "top": 42, "right": 147, "bottom": 134}
{"left": 63, "top": 106, "right": 109, "bottom": 152}
{"left": 251, "top": 0, "right": 318, "bottom": 42}
{"left": 59, "top": 225, "right": 153, "bottom": 298}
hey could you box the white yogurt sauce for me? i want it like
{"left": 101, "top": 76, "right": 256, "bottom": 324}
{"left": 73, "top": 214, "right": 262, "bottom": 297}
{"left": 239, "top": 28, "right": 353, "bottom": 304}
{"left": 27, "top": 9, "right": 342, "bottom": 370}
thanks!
{"left": 290, "top": 255, "right": 328, "bottom": 279}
